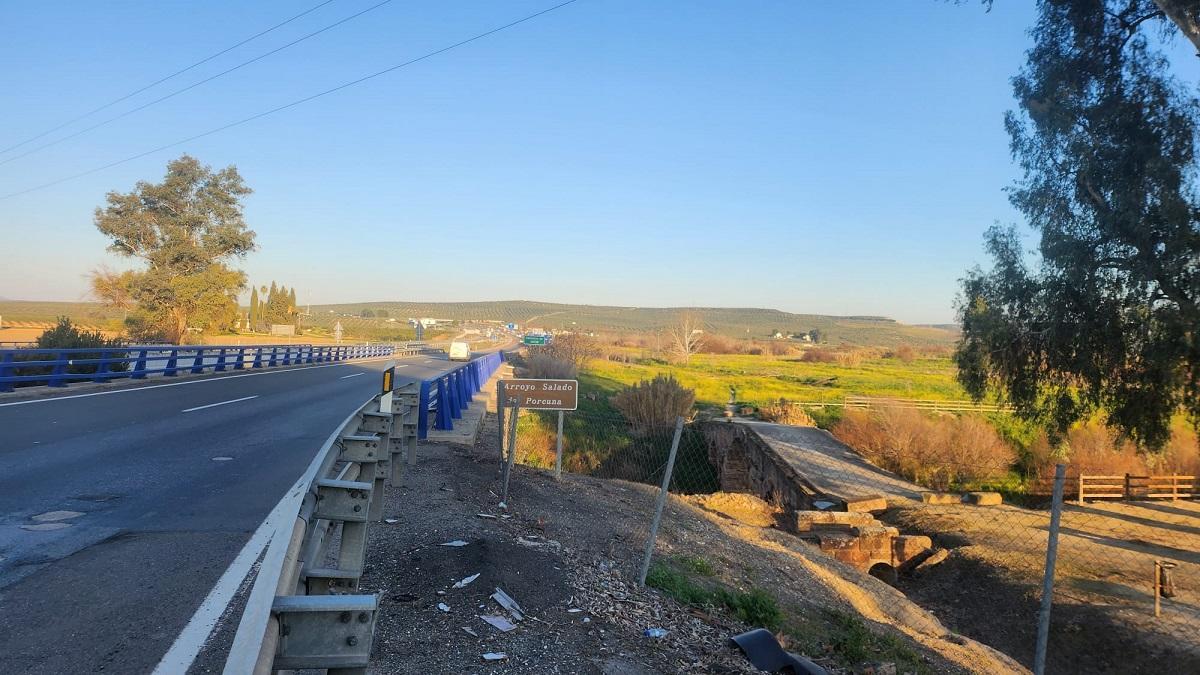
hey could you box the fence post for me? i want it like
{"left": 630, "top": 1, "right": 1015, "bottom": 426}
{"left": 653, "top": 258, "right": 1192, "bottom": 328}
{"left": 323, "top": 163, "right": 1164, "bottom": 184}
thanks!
{"left": 1077, "top": 475, "right": 1084, "bottom": 506}
{"left": 132, "top": 348, "right": 149, "bottom": 378}
{"left": 1124, "top": 473, "right": 1131, "bottom": 501}
{"left": 92, "top": 348, "right": 113, "bottom": 383}
{"left": 0, "top": 352, "right": 13, "bottom": 392}
{"left": 48, "top": 350, "right": 70, "bottom": 387}
{"left": 501, "top": 404, "right": 520, "bottom": 505}
{"left": 215, "top": 347, "right": 228, "bottom": 372}
{"left": 554, "top": 410, "right": 564, "bottom": 480}
{"left": 1034, "top": 463, "right": 1067, "bottom": 675}
{"left": 191, "top": 348, "right": 206, "bottom": 374}
{"left": 638, "top": 417, "right": 685, "bottom": 586}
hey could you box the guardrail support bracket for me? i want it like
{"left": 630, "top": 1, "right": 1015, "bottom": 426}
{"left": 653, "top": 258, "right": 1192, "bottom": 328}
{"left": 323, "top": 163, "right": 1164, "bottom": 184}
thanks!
{"left": 273, "top": 594, "right": 377, "bottom": 670}
{"left": 314, "top": 479, "right": 372, "bottom": 522}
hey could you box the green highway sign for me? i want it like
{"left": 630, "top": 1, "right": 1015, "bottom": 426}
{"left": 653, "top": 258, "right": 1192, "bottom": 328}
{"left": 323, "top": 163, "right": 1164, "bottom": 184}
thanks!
{"left": 523, "top": 335, "right": 548, "bottom": 346}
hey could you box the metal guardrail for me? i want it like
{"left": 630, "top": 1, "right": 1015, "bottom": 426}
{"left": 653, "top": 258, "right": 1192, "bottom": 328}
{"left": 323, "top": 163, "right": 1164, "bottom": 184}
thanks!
{"left": 223, "top": 380, "right": 420, "bottom": 673}
{"left": 0, "top": 343, "right": 406, "bottom": 392}
{"left": 415, "top": 351, "right": 505, "bottom": 438}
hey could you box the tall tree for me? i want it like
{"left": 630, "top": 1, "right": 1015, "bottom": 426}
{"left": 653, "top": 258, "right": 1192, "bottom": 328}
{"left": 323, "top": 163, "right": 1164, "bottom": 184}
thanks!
{"left": 288, "top": 287, "right": 299, "bottom": 326}
{"left": 93, "top": 155, "right": 255, "bottom": 343}
{"left": 666, "top": 312, "right": 706, "bottom": 365}
{"left": 249, "top": 287, "right": 260, "bottom": 331}
{"left": 957, "top": 0, "right": 1200, "bottom": 451}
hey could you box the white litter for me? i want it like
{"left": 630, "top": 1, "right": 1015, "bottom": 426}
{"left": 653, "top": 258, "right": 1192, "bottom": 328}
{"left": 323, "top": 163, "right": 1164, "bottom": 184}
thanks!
{"left": 440, "top": 540, "right": 469, "bottom": 547}
{"left": 476, "top": 513, "right": 497, "bottom": 519}
{"left": 453, "top": 573, "right": 481, "bottom": 589}
{"left": 480, "top": 615, "right": 516, "bottom": 632}
{"left": 437, "top": 603, "right": 450, "bottom": 612}
{"left": 385, "top": 518, "right": 400, "bottom": 524}
{"left": 463, "top": 627, "right": 478, "bottom": 637}
{"left": 482, "top": 652, "right": 508, "bottom": 661}
{"left": 567, "top": 608, "right": 583, "bottom": 613}
{"left": 491, "top": 587, "right": 525, "bottom": 621}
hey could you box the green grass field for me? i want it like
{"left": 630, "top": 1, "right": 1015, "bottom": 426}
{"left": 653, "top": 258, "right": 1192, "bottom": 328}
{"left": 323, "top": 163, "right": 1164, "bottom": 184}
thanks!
{"left": 581, "top": 352, "right": 966, "bottom": 411}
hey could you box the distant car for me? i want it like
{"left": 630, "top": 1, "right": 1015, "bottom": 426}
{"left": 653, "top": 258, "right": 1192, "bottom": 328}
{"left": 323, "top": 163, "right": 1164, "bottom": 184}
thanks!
{"left": 448, "top": 341, "right": 471, "bottom": 361}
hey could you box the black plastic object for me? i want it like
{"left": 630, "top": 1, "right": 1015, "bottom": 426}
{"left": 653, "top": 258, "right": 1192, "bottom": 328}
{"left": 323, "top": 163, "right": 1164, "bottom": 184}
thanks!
{"left": 730, "top": 628, "right": 829, "bottom": 674}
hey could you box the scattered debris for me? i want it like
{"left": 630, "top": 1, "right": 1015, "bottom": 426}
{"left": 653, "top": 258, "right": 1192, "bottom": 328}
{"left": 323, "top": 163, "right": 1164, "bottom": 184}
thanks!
{"left": 491, "top": 587, "right": 525, "bottom": 621}
{"left": 813, "top": 500, "right": 836, "bottom": 510}
{"left": 440, "top": 539, "right": 469, "bottom": 547}
{"left": 437, "top": 603, "right": 450, "bottom": 612}
{"left": 730, "top": 628, "right": 829, "bottom": 675}
{"left": 516, "top": 535, "right": 562, "bottom": 551}
{"left": 643, "top": 628, "right": 667, "bottom": 638}
{"left": 476, "top": 513, "right": 498, "bottom": 520}
{"left": 436, "top": 590, "right": 446, "bottom": 596}
{"left": 482, "top": 652, "right": 508, "bottom": 662}
{"left": 479, "top": 615, "right": 516, "bottom": 633}
{"left": 567, "top": 608, "right": 583, "bottom": 613}
{"left": 385, "top": 518, "right": 400, "bottom": 524}
{"left": 31, "top": 510, "right": 84, "bottom": 523}
{"left": 391, "top": 593, "right": 419, "bottom": 602}
{"left": 462, "top": 627, "right": 478, "bottom": 637}
{"left": 453, "top": 573, "right": 481, "bottom": 589}
{"left": 498, "top": 501, "right": 508, "bottom": 509}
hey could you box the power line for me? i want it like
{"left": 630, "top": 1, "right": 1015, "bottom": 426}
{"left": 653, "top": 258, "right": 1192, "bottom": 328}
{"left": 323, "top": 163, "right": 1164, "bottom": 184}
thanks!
{"left": 0, "top": 0, "right": 337, "bottom": 156}
{"left": 0, "top": 0, "right": 394, "bottom": 167}
{"left": 0, "top": 0, "right": 581, "bottom": 201}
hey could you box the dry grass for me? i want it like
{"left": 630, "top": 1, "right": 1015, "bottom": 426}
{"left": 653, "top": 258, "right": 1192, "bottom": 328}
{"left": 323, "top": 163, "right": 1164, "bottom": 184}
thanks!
{"left": 832, "top": 406, "right": 1016, "bottom": 490}
{"left": 524, "top": 353, "right": 578, "bottom": 379}
{"left": 1024, "top": 419, "right": 1200, "bottom": 479}
{"left": 611, "top": 374, "right": 695, "bottom": 429}
{"left": 758, "top": 398, "right": 817, "bottom": 426}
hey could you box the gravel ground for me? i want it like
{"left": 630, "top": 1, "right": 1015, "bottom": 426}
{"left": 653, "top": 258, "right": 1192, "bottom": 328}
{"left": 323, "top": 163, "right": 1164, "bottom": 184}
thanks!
{"left": 360, "top": 413, "right": 1021, "bottom": 674}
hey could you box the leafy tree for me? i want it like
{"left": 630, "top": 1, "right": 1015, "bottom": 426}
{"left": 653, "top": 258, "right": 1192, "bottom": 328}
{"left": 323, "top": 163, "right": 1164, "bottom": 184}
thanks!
{"left": 88, "top": 266, "right": 136, "bottom": 320}
{"left": 361, "top": 309, "right": 375, "bottom": 318}
{"left": 92, "top": 155, "right": 255, "bottom": 343}
{"left": 808, "top": 329, "right": 824, "bottom": 344}
{"left": 957, "top": 1, "right": 1199, "bottom": 451}
{"left": 288, "top": 287, "right": 299, "bottom": 326}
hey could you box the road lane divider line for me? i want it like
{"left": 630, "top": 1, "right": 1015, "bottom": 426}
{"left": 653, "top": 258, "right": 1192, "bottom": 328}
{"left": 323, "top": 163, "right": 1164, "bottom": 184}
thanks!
{"left": 0, "top": 355, "right": 402, "bottom": 408}
{"left": 339, "top": 373, "right": 365, "bottom": 379}
{"left": 181, "top": 395, "right": 259, "bottom": 413}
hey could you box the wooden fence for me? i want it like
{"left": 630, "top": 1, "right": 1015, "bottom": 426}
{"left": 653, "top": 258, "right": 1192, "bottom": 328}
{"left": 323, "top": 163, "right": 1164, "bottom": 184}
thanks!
{"left": 1077, "top": 474, "right": 1196, "bottom": 504}
{"left": 788, "top": 396, "right": 1012, "bottom": 414}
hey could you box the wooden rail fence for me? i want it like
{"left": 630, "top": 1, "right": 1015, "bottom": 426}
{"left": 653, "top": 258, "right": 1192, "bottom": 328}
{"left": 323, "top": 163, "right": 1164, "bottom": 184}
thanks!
{"left": 1077, "top": 474, "right": 1196, "bottom": 504}
{"left": 788, "top": 396, "right": 1012, "bottom": 414}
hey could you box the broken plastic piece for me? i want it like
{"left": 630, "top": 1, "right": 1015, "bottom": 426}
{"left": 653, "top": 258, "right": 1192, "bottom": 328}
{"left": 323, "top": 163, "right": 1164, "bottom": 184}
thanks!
{"left": 463, "top": 627, "right": 478, "bottom": 637}
{"left": 437, "top": 602, "right": 450, "bottom": 612}
{"left": 440, "top": 540, "right": 469, "bottom": 547}
{"left": 482, "top": 652, "right": 508, "bottom": 661}
{"left": 491, "top": 587, "right": 524, "bottom": 621}
{"left": 454, "top": 573, "right": 481, "bottom": 589}
{"left": 476, "top": 513, "right": 497, "bottom": 519}
{"left": 385, "top": 518, "right": 400, "bottom": 524}
{"left": 644, "top": 628, "right": 667, "bottom": 638}
{"left": 731, "top": 628, "right": 829, "bottom": 675}
{"left": 567, "top": 608, "right": 583, "bottom": 613}
{"left": 480, "top": 615, "right": 516, "bottom": 632}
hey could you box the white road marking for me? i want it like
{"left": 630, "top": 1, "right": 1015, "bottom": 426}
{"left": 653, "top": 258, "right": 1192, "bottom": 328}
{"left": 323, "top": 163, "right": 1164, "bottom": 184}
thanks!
{"left": 0, "top": 355, "right": 399, "bottom": 408}
{"left": 150, "top": 508, "right": 279, "bottom": 675}
{"left": 339, "top": 373, "right": 364, "bottom": 379}
{"left": 181, "top": 395, "right": 258, "bottom": 413}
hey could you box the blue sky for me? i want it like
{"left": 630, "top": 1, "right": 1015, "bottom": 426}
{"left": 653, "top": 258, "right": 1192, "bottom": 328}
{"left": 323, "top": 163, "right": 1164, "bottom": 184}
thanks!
{"left": 0, "top": 1, "right": 1076, "bottom": 323}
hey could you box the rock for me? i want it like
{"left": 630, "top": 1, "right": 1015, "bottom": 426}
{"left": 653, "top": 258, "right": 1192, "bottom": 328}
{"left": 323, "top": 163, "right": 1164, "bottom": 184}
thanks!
{"left": 965, "top": 491, "right": 1002, "bottom": 506}
{"left": 843, "top": 495, "right": 889, "bottom": 513}
{"left": 920, "top": 492, "right": 963, "bottom": 505}
{"left": 795, "top": 510, "right": 876, "bottom": 532}
{"left": 914, "top": 548, "right": 950, "bottom": 574}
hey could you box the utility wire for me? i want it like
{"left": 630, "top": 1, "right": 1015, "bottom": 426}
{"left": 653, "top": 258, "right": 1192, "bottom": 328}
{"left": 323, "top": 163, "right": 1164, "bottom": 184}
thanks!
{"left": 1, "top": 0, "right": 581, "bottom": 200}
{"left": 0, "top": 0, "right": 337, "bottom": 156}
{"left": 0, "top": 0, "right": 394, "bottom": 167}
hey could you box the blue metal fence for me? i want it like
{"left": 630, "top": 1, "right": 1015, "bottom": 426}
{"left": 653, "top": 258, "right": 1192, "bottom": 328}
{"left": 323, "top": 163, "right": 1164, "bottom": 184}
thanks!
{"left": 415, "top": 351, "right": 505, "bottom": 439}
{"left": 0, "top": 343, "right": 395, "bottom": 392}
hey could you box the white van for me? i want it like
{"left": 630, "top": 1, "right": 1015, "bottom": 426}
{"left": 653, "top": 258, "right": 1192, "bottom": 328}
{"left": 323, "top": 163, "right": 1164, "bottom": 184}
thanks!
{"left": 448, "top": 341, "right": 471, "bottom": 362}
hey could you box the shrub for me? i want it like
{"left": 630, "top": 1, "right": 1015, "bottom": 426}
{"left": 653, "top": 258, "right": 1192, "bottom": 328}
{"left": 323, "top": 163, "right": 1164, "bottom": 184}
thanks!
{"left": 524, "top": 353, "right": 577, "bottom": 379}
{"left": 612, "top": 374, "right": 695, "bottom": 430}
{"left": 13, "top": 317, "right": 129, "bottom": 387}
{"left": 530, "top": 333, "right": 600, "bottom": 368}
{"left": 765, "top": 341, "right": 796, "bottom": 357}
{"left": 757, "top": 399, "right": 816, "bottom": 426}
{"left": 884, "top": 344, "right": 916, "bottom": 362}
{"left": 800, "top": 347, "right": 838, "bottom": 363}
{"left": 833, "top": 406, "right": 1016, "bottom": 490}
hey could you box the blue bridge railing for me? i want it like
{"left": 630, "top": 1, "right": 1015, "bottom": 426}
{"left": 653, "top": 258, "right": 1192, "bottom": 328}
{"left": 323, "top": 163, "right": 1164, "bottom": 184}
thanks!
{"left": 416, "top": 351, "right": 504, "bottom": 439}
{"left": 0, "top": 343, "right": 395, "bottom": 392}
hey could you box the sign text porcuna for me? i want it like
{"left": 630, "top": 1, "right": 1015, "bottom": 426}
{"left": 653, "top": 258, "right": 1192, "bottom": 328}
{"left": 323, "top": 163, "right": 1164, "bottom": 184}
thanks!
{"left": 499, "top": 378, "right": 578, "bottom": 410}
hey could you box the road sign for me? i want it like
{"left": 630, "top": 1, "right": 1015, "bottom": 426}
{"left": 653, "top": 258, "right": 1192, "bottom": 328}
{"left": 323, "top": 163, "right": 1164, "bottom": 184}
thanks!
{"left": 506, "top": 323, "right": 517, "bottom": 331}
{"left": 522, "top": 335, "right": 547, "bottom": 346}
{"left": 499, "top": 379, "right": 578, "bottom": 410}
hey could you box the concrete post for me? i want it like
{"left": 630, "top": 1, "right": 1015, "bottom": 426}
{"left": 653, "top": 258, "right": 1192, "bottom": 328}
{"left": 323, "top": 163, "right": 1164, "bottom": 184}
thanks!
{"left": 1034, "top": 463, "right": 1067, "bottom": 675}
{"left": 638, "top": 417, "right": 684, "bottom": 586}
{"left": 501, "top": 404, "right": 520, "bottom": 505}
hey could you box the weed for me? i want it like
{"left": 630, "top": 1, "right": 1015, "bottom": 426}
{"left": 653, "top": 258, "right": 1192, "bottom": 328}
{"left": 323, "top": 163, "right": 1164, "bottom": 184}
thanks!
{"left": 675, "top": 554, "right": 716, "bottom": 577}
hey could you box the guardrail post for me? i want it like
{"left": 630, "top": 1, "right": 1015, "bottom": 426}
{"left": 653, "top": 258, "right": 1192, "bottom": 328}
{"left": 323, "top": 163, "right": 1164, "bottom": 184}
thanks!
{"left": 358, "top": 412, "right": 392, "bottom": 522}
{"left": 449, "top": 373, "right": 462, "bottom": 420}
{"left": 163, "top": 349, "right": 179, "bottom": 377}
{"left": 48, "top": 350, "right": 70, "bottom": 387}
{"left": 282, "top": 345, "right": 292, "bottom": 366}
{"left": 233, "top": 346, "right": 246, "bottom": 370}
{"left": 252, "top": 347, "right": 263, "bottom": 369}
{"left": 191, "top": 347, "right": 206, "bottom": 374}
{"left": 305, "top": 345, "right": 315, "bottom": 364}
{"left": 0, "top": 352, "right": 14, "bottom": 392}
{"left": 215, "top": 347, "right": 228, "bottom": 372}
{"left": 268, "top": 346, "right": 279, "bottom": 368}
{"left": 131, "top": 348, "right": 148, "bottom": 379}
{"left": 91, "top": 348, "right": 114, "bottom": 383}
{"left": 391, "top": 383, "right": 420, "bottom": 479}
{"left": 417, "top": 380, "right": 431, "bottom": 439}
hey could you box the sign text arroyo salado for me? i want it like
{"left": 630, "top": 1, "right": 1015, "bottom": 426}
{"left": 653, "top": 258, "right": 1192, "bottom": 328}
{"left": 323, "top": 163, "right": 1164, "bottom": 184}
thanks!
{"left": 499, "top": 378, "right": 578, "bottom": 410}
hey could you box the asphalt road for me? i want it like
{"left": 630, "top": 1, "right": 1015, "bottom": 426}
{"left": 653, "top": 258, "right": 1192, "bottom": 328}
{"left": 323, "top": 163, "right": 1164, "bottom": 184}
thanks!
{"left": 0, "top": 351, "right": 473, "bottom": 674}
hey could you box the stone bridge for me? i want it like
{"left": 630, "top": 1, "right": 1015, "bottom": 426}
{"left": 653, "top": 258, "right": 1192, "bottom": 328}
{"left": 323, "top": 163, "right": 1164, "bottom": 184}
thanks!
{"left": 700, "top": 420, "right": 932, "bottom": 581}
